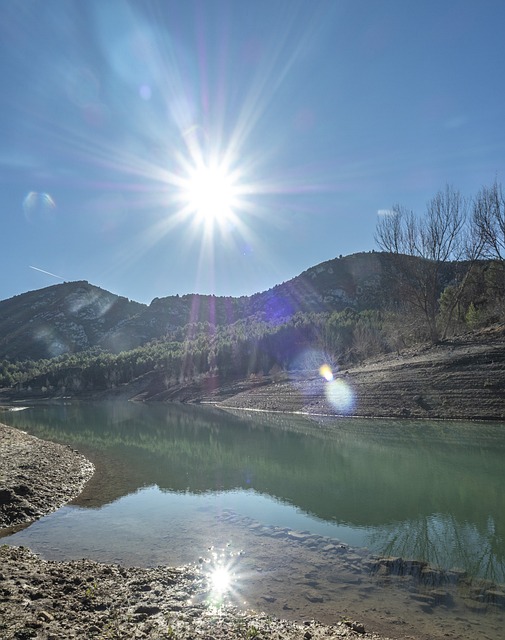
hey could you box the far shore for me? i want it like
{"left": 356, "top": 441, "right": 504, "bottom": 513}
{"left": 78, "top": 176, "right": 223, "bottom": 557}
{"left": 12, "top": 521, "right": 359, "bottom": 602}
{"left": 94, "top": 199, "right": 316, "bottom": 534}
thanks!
{"left": 3, "top": 325, "right": 504, "bottom": 422}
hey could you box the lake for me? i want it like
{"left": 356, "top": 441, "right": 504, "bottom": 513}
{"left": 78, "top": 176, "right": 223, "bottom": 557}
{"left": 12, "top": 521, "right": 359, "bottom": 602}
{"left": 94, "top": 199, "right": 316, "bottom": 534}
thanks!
{"left": 2, "top": 402, "right": 505, "bottom": 639}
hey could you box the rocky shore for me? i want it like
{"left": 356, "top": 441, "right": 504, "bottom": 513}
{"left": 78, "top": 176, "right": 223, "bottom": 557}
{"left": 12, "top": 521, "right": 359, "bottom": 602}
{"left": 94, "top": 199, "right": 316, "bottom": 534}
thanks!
{"left": 0, "top": 425, "right": 94, "bottom": 531}
{"left": 0, "top": 423, "right": 391, "bottom": 640}
{"left": 0, "top": 543, "right": 393, "bottom": 640}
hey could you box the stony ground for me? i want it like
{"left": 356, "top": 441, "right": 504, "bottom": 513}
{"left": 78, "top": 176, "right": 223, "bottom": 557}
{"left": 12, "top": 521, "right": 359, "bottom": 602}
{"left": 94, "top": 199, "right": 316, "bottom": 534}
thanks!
{"left": 0, "top": 544, "right": 392, "bottom": 640}
{"left": 0, "top": 425, "right": 94, "bottom": 531}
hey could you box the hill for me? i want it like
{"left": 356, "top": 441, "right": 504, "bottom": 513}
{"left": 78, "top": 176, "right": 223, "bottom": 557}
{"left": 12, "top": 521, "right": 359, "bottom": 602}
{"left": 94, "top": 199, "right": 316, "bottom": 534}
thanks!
{"left": 0, "top": 281, "right": 145, "bottom": 361}
{"left": 0, "top": 252, "right": 461, "bottom": 362}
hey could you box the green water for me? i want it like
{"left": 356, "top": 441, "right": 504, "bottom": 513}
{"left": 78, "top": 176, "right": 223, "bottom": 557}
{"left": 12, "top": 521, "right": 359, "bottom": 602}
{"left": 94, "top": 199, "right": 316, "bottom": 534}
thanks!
{"left": 2, "top": 401, "right": 505, "bottom": 584}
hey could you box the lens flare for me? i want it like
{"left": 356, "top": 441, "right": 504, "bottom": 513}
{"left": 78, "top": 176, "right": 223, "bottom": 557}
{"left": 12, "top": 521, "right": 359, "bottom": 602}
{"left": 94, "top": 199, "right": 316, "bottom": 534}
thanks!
{"left": 319, "top": 363, "right": 334, "bottom": 382}
{"left": 23, "top": 192, "right": 56, "bottom": 220}
{"left": 319, "top": 362, "right": 355, "bottom": 414}
{"left": 325, "top": 378, "right": 355, "bottom": 414}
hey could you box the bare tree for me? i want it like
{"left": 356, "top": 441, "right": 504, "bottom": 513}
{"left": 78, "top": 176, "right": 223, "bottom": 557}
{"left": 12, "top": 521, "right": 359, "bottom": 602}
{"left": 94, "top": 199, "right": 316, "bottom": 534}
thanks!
{"left": 375, "top": 204, "right": 412, "bottom": 254}
{"left": 376, "top": 185, "right": 468, "bottom": 342}
{"left": 472, "top": 181, "right": 505, "bottom": 261}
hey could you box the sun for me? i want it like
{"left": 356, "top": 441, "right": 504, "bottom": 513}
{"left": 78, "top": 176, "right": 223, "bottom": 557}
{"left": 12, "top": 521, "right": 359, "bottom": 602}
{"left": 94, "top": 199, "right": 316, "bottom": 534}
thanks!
{"left": 180, "top": 161, "right": 239, "bottom": 226}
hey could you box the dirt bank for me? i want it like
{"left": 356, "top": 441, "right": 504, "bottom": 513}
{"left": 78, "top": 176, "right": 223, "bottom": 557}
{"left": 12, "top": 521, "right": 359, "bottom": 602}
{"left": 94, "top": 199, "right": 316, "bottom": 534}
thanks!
{"left": 215, "top": 325, "right": 505, "bottom": 420}
{"left": 100, "top": 325, "right": 505, "bottom": 421}
{"left": 0, "top": 424, "right": 94, "bottom": 531}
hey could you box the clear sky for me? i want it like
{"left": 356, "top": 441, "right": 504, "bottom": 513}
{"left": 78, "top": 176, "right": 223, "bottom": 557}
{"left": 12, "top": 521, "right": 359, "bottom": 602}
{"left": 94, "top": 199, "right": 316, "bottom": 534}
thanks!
{"left": 1, "top": 0, "right": 504, "bottom": 304}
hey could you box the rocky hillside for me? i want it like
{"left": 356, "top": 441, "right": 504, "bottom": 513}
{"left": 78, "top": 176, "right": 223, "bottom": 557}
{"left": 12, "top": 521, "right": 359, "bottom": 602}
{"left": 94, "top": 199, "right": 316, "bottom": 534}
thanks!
{"left": 0, "top": 252, "right": 463, "bottom": 362}
{"left": 0, "top": 281, "right": 145, "bottom": 361}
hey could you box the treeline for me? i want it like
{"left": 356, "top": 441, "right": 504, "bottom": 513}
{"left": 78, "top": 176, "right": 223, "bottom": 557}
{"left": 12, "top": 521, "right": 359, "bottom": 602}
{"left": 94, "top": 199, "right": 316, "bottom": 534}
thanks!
{"left": 2, "top": 255, "right": 503, "bottom": 396}
{"left": 0, "top": 309, "right": 385, "bottom": 392}
{"left": 376, "top": 181, "right": 505, "bottom": 342}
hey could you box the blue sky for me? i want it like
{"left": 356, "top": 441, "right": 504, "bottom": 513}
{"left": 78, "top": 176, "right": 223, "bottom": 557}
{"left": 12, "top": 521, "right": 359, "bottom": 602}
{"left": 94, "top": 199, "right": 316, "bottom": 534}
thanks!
{"left": 1, "top": 0, "right": 504, "bottom": 304}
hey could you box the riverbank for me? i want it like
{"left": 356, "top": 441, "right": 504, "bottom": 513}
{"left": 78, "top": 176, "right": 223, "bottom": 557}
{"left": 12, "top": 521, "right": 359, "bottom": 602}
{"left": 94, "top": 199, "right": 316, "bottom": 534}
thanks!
{"left": 218, "top": 325, "right": 505, "bottom": 420}
{"left": 0, "top": 422, "right": 392, "bottom": 640}
{"left": 0, "top": 424, "right": 94, "bottom": 531}
{"left": 124, "top": 325, "right": 505, "bottom": 420}
{"left": 3, "top": 325, "right": 505, "bottom": 421}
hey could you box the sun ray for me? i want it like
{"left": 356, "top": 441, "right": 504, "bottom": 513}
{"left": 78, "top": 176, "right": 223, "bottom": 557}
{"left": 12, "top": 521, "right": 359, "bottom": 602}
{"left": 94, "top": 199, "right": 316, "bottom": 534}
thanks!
{"left": 12, "top": 2, "right": 344, "bottom": 298}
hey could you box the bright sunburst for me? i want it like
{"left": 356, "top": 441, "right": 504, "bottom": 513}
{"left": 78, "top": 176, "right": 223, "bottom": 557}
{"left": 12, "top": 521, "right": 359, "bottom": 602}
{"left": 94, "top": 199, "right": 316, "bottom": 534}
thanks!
{"left": 179, "top": 161, "right": 239, "bottom": 226}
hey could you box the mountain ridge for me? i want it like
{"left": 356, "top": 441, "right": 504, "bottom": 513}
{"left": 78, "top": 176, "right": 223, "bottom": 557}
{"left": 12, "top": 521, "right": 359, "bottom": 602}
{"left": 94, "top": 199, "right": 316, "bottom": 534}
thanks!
{"left": 0, "top": 251, "right": 464, "bottom": 362}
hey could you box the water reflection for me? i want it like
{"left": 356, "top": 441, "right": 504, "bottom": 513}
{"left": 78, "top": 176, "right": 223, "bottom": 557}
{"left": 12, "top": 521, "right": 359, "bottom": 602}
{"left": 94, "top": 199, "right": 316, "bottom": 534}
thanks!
{"left": 203, "top": 547, "right": 245, "bottom": 610}
{"left": 369, "top": 513, "right": 505, "bottom": 585}
{"left": 2, "top": 402, "right": 505, "bottom": 582}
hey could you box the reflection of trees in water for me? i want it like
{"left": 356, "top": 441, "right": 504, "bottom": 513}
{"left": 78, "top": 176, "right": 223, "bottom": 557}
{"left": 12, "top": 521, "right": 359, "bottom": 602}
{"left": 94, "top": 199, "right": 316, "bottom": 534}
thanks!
{"left": 368, "top": 513, "right": 505, "bottom": 584}
{"left": 4, "top": 403, "right": 505, "bottom": 585}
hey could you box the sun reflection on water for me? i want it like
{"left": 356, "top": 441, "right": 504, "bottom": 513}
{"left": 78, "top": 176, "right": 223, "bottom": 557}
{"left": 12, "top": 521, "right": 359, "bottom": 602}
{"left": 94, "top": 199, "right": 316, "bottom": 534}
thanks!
{"left": 201, "top": 545, "right": 247, "bottom": 610}
{"left": 210, "top": 565, "right": 231, "bottom": 595}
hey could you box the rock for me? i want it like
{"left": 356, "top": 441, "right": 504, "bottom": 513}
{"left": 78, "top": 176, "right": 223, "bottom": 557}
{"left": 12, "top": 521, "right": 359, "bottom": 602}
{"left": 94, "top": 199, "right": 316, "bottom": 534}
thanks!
{"left": 344, "top": 620, "right": 366, "bottom": 634}
{"left": 287, "top": 531, "right": 308, "bottom": 542}
{"left": 134, "top": 604, "right": 161, "bottom": 616}
{"left": 38, "top": 610, "right": 55, "bottom": 622}
{"left": 0, "top": 488, "right": 14, "bottom": 504}
{"left": 304, "top": 591, "right": 324, "bottom": 603}
{"left": 446, "top": 568, "right": 467, "bottom": 583}
{"left": 12, "top": 484, "right": 32, "bottom": 497}
{"left": 14, "top": 630, "right": 37, "bottom": 639}
{"left": 0, "top": 425, "right": 94, "bottom": 530}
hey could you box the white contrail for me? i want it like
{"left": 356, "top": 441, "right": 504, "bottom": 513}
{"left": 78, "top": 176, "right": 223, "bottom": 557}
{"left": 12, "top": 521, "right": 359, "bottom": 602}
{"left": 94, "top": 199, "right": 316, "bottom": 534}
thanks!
{"left": 29, "top": 265, "right": 65, "bottom": 281}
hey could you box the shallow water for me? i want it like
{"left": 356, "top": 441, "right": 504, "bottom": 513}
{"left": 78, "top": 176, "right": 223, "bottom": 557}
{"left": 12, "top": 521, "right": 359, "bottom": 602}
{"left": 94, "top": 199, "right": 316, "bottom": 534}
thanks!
{"left": 2, "top": 402, "right": 505, "bottom": 638}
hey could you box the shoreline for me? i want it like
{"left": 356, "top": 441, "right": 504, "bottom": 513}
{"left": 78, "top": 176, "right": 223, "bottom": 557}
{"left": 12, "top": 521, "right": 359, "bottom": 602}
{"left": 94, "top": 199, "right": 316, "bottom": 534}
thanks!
{"left": 2, "top": 419, "right": 505, "bottom": 639}
{"left": 0, "top": 422, "right": 393, "bottom": 640}
{"left": 0, "top": 424, "right": 94, "bottom": 531}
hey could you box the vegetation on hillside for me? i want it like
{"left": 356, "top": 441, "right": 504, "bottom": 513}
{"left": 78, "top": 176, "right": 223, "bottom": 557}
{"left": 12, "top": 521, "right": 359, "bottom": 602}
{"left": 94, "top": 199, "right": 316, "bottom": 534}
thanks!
{"left": 1, "top": 181, "right": 504, "bottom": 396}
